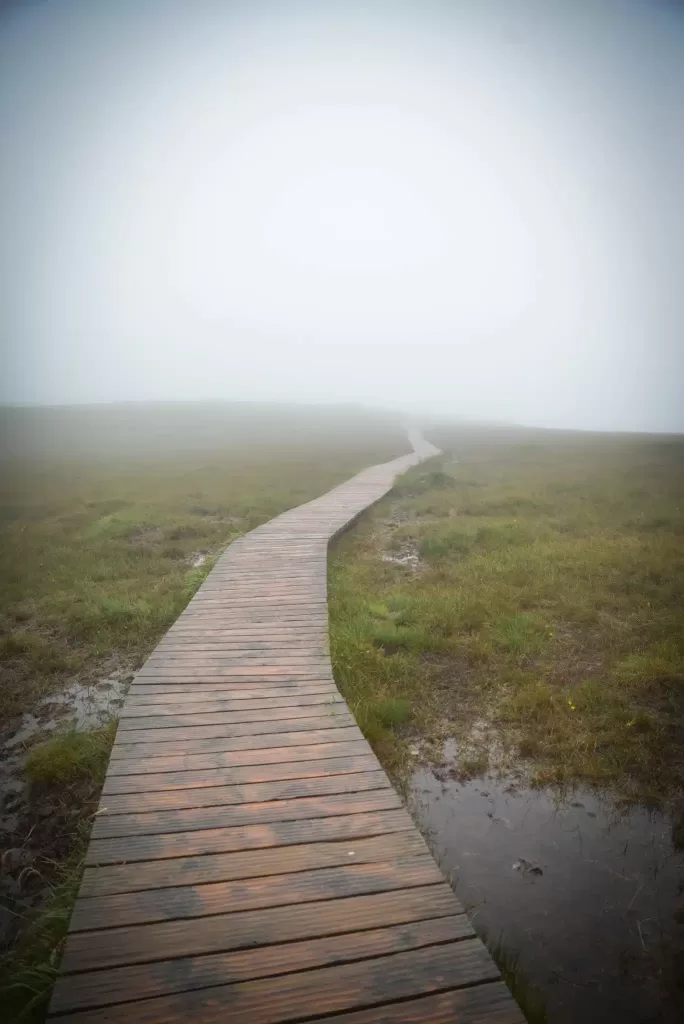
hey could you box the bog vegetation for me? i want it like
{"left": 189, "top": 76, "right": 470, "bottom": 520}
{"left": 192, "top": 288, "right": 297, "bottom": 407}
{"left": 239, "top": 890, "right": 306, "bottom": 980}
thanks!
{"left": 329, "top": 425, "right": 684, "bottom": 809}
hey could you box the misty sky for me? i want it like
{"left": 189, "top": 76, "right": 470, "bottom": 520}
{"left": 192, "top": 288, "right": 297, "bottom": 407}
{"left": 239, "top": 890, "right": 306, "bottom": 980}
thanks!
{"left": 1, "top": 0, "right": 682, "bottom": 431}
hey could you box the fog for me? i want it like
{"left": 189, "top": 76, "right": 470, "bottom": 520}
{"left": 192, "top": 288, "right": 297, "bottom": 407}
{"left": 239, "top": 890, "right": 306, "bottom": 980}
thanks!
{"left": 1, "top": 0, "right": 682, "bottom": 432}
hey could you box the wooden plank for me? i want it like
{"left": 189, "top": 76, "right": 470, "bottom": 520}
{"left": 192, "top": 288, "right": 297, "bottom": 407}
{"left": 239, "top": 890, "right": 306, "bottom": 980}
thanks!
{"left": 79, "top": 832, "right": 430, "bottom": 898}
{"left": 113, "top": 715, "right": 355, "bottom": 744}
{"left": 119, "top": 697, "right": 343, "bottom": 717}
{"left": 111, "top": 721, "right": 357, "bottom": 756}
{"left": 97, "top": 771, "right": 387, "bottom": 816}
{"left": 125, "top": 686, "right": 338, "bottom": 700}
{"left": 70, "top": 857, "right": 443, "bottom": 931}
{"left": 50, "top": 917, "right": 470, "bottom": 1014}
{"left": 86, "top": 808, "right": 415, "bottom": 864}
{"left": 101, "top": 755, "right": 381, "bottom": 795}
{"left": 55, "top": 940, "right": 498, "bottom": 1023}
{"left": 59, "top": 886, "right": 462, "bottom": 973}
{"left": 90, "top": 789, "right": 400, "bottom": 839}
{"left": 104, "top": 738, "right": 370, "bottom": 775}
{"left": 306, "top": 984, "right": 525, "bottom": 1024}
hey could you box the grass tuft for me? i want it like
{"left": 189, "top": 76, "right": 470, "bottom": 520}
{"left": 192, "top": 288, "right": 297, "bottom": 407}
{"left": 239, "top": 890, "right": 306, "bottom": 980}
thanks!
{"left": 25, "top": 724, "right": 116, "bottom": 785}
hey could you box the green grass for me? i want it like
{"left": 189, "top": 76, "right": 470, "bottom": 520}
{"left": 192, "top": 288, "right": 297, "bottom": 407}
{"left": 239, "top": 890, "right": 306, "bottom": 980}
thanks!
{"left": 1, "top": 724, "right": 114, "bottom": 1021}
{"left": 329, "top": 425, "right": 684, "bottom": 807}
{"left": 25, "top": 724, "right": 116, "bottom": 785}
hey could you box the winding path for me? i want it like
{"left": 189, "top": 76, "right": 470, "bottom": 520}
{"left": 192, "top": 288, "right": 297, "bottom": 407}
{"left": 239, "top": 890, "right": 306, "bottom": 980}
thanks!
{"left": 49, "top": 433, "right": 523, "bottom": 1023}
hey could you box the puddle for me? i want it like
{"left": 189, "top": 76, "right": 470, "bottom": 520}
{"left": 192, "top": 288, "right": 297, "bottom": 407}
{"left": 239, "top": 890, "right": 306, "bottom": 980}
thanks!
{"left": 411, "top": 763, "right": 684, "bottom": 1023}
{"left": 381, "top": 545, "right": 422, "bottom": 569}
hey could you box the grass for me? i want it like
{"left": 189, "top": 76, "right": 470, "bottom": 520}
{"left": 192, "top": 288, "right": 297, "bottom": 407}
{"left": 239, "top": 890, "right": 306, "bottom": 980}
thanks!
{"left": 328, "top": 424, "right": 684, "bottom": 808}
{"left": 0, "top": 400, "right": 407, "bottom": 1020}
{"left": 1, "top": 724, "right": 114, "bottom": 1022}
{"left": 25, "top": 725, "right": 116, "bottom": 785}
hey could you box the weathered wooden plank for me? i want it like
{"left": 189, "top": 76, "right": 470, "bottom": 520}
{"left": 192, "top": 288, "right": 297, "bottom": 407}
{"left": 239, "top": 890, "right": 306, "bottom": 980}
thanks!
{"left": 114, "top": 715, "right": 354, "bottom": 744}
{"left": 306, "top": 984, "right": 526, "bottom": 1024}
{"left": 122, "top": 700, "right": 343, "bottom": 719}
{"left": 91, "top": 789, "right": 400, "bottom": 839}
{"left": 111, "top": 722, "right": 358, "bottom": 757}
{"left": 86, "top": 808, "right": 415, "bottom": 864}
{"left": 101, "top": 755, "right": 381, "bottom": 795}
{"left": 104, "top": 738, "right": 369, "bottom": 775}
{"left": 51, "top": 917, "right": 470, "bottom": 1014}
{"left": 55, "top": 940, "right": 498, "bottom": 1023}
{"left": 79, "top": 832, "right": 430, "bottom": 898}
{"left": 70, "top": 857, "right": 443, "bottom": 931}
{"left": 59, "top": 886, "right": 462, "bottom": 973}
{"left": 125, "top": 686, "right": 337, "bottom": 700}
{"left": 95, "top": 769, "right": 388, "bottom": 816}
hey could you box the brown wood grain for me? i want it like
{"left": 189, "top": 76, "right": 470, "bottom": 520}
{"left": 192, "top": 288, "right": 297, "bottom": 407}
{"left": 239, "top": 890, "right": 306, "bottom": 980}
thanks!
{"left": 113, "top": 715, "right": 355, "bottom": 745}
{"left": 86, "top": 808, "right": 415, "bottom": 864}
{"left": 306, "top": 983, "right": 526, "bottom": 1024}
{"left": 125, "top": 686, "right": 337, "bottom": 700}
{"left": 50, "top": 917, "right": 471, "bottom": 1014}
{"left": 90, "top": 789, "right": 401, "bottom": 840}
{"left": 79, "top": 832, "right": 430, "bottom": 898}
{"left": 59, "top": 886, "right": 462, "bottom": 973}
{"left": 70, "top": 857, "right": 443, "bottom": 931}
{"left": 55, "top": 940, "right": 499, "bottom": 1023}
{"left": 104, "top": 738, "right": 370, "bottom": 776}
{"left": 100, "top": 754, "right": 381, "bottom": 795}
{"left": 97, "top": 771, "right": 388, "bottom": 817}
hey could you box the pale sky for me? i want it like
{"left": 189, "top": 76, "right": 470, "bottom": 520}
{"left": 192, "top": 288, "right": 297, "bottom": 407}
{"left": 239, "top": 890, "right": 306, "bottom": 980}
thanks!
{"left": 1, "top": 0, "right": 682, "bottom": 431}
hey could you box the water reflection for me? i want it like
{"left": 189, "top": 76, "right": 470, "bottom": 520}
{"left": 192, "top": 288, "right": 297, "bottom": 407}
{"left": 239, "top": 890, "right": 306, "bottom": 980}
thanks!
{"left": 411, "top": 763, "right": 684, "bottom": 1023}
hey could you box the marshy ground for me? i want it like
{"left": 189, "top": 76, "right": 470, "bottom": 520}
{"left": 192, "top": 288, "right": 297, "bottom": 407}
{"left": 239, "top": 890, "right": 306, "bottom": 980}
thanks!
{"left": 3, "top": 409, "right": 682, "bottom": 1022}
{"left": 0, "top": 402, "right": 406, "bottom": 1020}
{"left": 328, "top": 423, "right": 684, "bottom": 1022}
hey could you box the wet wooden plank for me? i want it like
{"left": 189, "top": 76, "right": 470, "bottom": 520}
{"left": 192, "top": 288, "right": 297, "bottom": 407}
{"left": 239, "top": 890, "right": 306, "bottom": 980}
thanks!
{"left": 90, "top": 789, "right": 400, "bottom": 839}
{"left": 120, "top": 701, "right": 346, "bottom": 723}
{"left": 100, "top": 755, "right": 382, "bottom": 795}
{"left": 70, "top": 857, "right": 443, "bottom": 931}
{"left": 125, "top": 686, "right": 338, "bottom": 700}
{"left": 55, "top": 941, "right": 498, "bottom": 1023}
{"left": 60, "top": 886, "right": 462, "bottom": 973}
{"left": 113, "top": 715, "right": 355, "bottom": 745}
{"left": 307, "top": 983, "right": 526, "bottom": 1024}
{"left": 86, "top": 808, "right": 415, "bottom": 864}
{"left": 97, "top": 771, "right": 388, "bottom": 816}
{"left": 104, "top": 738, "right": 370, "bottom": 775}
{"left": 110, "top": 724, "right": 359, "bottom": 758}
{"left": 79, "top": 831, "right": 430, "bottom": 898}
{"left": 50, "top": 917, "right": 471, "bottom": 1014}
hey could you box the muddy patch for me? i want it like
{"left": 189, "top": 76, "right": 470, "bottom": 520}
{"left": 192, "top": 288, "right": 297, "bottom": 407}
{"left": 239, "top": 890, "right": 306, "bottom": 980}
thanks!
{"left": 381, "top": 544, "right": 423, "bottom": 571}
{"left": 0, "top": 675, "right": 128, "bottom": 950}
{"left": 1, "top": 676, "right": 127, "bottom": 830}
{"left": 188, "top": 552, "right": 207, "bottom": 568}
{"left": 411, "top": 758, "right": 684, "bottom": 1023}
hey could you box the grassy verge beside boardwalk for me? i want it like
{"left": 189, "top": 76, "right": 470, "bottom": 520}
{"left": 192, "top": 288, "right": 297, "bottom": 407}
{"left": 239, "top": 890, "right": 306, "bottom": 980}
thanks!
{"left": 329, "top": 424, "right": 684, "bottom": 811}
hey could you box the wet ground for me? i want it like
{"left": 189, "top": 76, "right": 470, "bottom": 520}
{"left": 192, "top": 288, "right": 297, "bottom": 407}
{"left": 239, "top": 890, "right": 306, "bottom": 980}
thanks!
{"left": 411, "top": 758, "right": 684, "bottom": 1023}
{"left": 0, "top": 676, "right": 128, "bottom": 949}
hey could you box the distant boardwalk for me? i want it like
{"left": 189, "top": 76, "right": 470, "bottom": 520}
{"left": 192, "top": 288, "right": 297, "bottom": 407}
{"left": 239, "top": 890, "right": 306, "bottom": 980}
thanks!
{"left": 50, "top": 434, "right": 523, "bottom": 1023}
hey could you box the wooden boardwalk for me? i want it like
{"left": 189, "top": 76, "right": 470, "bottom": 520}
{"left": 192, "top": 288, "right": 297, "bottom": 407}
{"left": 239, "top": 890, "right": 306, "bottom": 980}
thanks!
{"left": 49, "top": 434, "right": 523, "bottom": 1023}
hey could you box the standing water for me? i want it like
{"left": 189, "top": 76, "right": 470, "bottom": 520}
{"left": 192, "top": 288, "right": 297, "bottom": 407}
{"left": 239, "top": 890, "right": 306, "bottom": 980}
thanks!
{"left": 411, "top": 762, "right": 684, "bottom": 1023}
